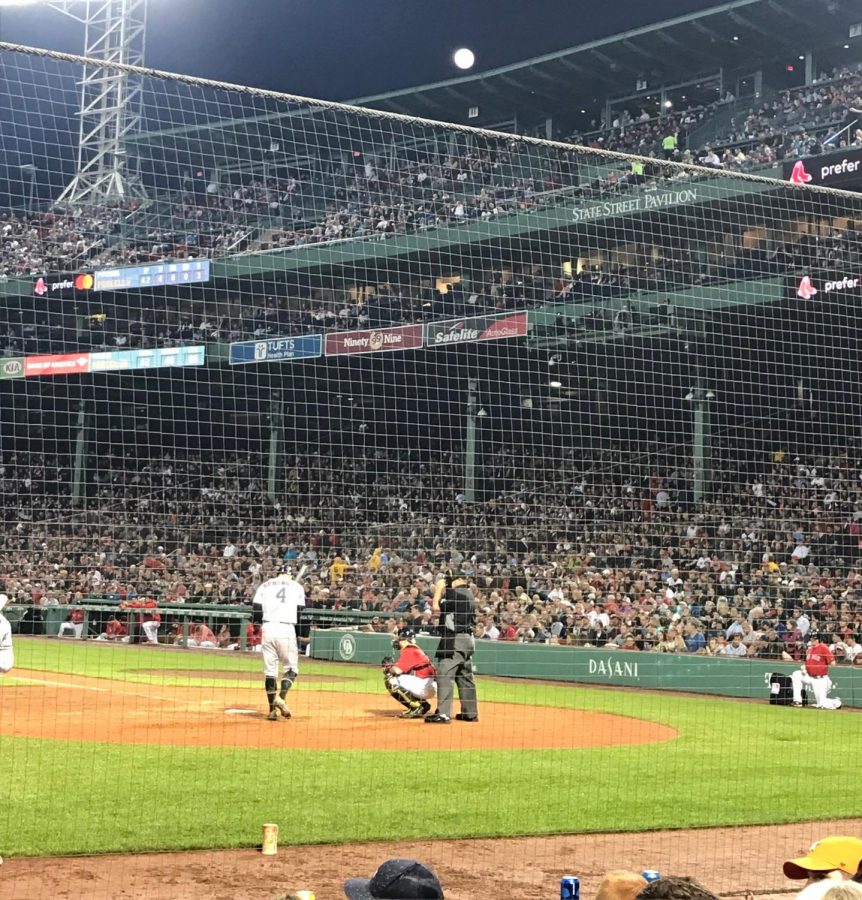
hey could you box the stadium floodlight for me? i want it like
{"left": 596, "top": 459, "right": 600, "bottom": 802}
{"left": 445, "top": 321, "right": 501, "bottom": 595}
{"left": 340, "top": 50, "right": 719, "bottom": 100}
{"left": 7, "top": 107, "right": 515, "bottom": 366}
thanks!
{"left": 453, "top": 47, "right": 475, "bottom": 70}
{"left": 0, "top": 0, "right": 148, "bottom": 203}
{"left": 549, "top": 380, "right": 563, "bottom": 389}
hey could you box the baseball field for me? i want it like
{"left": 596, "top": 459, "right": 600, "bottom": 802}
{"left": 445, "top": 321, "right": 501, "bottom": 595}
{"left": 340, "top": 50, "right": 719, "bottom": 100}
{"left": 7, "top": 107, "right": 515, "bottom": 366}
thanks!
{"left": 2, "top": 637, "right": 861, "bottom": 898}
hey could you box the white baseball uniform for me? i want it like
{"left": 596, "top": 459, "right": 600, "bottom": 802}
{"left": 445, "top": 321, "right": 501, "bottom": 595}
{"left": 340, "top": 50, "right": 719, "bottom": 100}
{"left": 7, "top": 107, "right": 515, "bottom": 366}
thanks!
{"left": 791, "top": 642, "right": 842, "bottom": 709}
{"left": 391, "top": 673, "right": 437, "bottom": 700}
{"left": 0, "top": 606, "right": 13, "bottom": 674}
{"left": 253, "top": 576, "right": 305, "bottom": 678}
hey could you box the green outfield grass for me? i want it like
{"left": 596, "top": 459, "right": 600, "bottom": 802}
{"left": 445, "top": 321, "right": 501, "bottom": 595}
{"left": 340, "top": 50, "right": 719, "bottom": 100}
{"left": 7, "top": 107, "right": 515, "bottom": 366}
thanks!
{"left": 2, "top": 637, "right": 860, "bottom": 857}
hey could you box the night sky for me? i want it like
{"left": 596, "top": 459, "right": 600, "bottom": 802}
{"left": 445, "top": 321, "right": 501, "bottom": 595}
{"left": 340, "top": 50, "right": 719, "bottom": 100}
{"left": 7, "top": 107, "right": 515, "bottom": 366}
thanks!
{"left": 0, "top": 0, "right": 721, "bottom": 100}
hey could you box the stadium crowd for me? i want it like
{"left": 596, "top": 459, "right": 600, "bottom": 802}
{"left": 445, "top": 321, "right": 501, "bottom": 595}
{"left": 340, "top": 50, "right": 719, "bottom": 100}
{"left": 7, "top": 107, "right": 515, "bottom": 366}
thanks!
{"left": 1, "top": 210, "right": 858, "bottom": 357}
{"left": 1, "top": 61, "right": 860, "bottom": 283}
{"left": 3, "top": 434, "right": 862, "bottom": 663}
{"left": 575, "top": 61, "right": 862, "bottom": 172}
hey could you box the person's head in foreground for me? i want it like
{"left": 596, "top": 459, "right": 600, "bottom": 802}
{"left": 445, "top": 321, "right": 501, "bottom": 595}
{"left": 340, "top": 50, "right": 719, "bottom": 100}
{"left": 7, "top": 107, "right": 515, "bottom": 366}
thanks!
{"left": 344, "top": 859, "right": 443, "bottom": 900}
{"left": 785, "top": 837, "right": 862, "bottom": 900}
{"left": 636, "top": 876, "right": 719, "bottom": 900}
{"left": 823, "top": 885, "right": 862, "bottom": 900}
{"left": 596, "top": 870, "right": 649, "bottom": 900}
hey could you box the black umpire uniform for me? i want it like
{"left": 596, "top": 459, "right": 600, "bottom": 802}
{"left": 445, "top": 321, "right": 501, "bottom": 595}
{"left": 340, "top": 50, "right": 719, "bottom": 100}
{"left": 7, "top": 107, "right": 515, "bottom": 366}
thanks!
{"left": 426, "top": 572, "right": 479, "bottom": 723}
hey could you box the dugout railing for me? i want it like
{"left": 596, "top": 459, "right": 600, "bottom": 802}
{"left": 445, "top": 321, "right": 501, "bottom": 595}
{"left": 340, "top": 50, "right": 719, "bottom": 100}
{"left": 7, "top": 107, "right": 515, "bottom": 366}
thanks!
{"left": 11, "top": 602, "right": 384, "bottom": 650}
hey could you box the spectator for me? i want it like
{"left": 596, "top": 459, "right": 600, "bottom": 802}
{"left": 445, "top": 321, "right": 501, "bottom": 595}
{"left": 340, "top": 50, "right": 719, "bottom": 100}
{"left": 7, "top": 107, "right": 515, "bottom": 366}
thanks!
{"left": 636, "top": 876, "right": 719, "bottom": 900}
{"left": 343, "top": 859, "right": 444, "bottom": 899}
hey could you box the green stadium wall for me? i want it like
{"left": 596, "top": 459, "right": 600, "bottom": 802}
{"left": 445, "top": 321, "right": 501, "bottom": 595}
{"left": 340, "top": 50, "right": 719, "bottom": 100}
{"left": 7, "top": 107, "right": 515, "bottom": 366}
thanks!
{"left": 310, "top": 630, "right": 862, "bottom": 708}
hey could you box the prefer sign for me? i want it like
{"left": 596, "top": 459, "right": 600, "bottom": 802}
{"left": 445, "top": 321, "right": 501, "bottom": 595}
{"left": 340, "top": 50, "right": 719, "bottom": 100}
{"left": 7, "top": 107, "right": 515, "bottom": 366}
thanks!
{"left": 425, "top": 312, "right": 528, "bottom": 347}
{"left": 784, "top": 147, "right": 862, "bottom": 187}
{"left": 325, "top": 325, "right": 424, "bottom": 357}
{"left": 229, "top": 334, "right": 322, "bottom": 366}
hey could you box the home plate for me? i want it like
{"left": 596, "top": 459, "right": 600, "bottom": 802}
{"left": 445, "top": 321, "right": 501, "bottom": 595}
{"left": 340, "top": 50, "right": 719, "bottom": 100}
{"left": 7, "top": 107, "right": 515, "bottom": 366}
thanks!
{"left": 224, "top": 707, "right": 260, "bottom": 716}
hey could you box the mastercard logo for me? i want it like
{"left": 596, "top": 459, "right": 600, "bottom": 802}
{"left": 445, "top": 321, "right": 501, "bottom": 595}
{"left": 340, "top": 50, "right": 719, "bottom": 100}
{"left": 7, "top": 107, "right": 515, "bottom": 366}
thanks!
{"left": 74, "top": 273, "right": 94, "bottom": 291}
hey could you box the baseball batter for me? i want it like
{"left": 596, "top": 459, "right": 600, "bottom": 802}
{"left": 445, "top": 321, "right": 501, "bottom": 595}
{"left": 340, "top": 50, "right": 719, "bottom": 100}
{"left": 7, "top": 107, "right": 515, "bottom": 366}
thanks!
{"left": 382, "top": 630, "right": 437, "bottom": 718}
{"left": 252, "top": 567, "right": 305, "bottom": 720}
{"left": 792, "top": 638, "right": 842, "bottom": 709}
{"left": 0, "top": 594, "right": 14, "bottom": 674}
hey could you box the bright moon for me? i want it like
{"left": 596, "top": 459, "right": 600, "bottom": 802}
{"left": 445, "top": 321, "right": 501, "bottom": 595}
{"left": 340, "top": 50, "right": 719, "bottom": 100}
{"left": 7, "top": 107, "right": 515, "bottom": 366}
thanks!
{"left": 453, "top": 48, "right": 475, "bottom": 70}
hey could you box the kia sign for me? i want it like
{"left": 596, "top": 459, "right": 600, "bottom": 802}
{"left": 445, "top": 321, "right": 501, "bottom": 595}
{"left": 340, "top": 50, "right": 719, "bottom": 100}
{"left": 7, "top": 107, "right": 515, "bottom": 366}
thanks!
{"left": 24, "top": 353, "right": 91, "bottom": 377}
{"left": 230, "top": 334, "right": 323, "bottom": 366}
{"left": 0, "top": 358, "right": 24, "bottom": 380}
{"left": 425, "top": 312, "right": 529, "bottom": 348}
{"left": 784, "top": 147, "right": 862, "bottom": 189}
{"left": 325, "top": 325, "right": 424, "bottom": 357}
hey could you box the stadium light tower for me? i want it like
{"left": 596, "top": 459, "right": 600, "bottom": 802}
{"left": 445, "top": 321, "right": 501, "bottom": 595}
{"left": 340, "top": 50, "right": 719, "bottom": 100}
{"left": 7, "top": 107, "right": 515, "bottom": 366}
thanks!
{"left": 0, "top": 0, "right": 148, "bottom": 203}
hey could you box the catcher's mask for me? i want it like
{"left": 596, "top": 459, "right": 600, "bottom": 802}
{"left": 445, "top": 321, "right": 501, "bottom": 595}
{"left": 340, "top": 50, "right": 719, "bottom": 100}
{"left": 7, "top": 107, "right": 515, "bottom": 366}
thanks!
{"left": 392, "top": 629, "right": 416, "bottom": 651}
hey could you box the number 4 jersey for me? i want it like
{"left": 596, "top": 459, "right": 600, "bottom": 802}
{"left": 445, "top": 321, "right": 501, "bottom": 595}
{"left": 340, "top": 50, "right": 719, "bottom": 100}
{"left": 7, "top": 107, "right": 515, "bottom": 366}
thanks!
{"left": 253, "top": 576, "right": 306, "bottom": 639}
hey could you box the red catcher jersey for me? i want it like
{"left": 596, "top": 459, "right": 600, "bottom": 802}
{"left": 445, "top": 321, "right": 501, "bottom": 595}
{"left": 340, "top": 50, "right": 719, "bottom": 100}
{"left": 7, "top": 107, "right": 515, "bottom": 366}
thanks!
{"left": 396, "top": 644, "right": 436, "bottom": 677}
{"left": 805, "top": 642, "right": 834, "bottom": 677}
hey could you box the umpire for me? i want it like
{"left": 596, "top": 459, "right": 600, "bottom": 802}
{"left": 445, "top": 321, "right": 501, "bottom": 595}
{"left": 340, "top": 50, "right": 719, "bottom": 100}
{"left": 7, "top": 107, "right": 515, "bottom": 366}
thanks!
{"left": 425, "top": 571, "right": 479, "bottom": 724}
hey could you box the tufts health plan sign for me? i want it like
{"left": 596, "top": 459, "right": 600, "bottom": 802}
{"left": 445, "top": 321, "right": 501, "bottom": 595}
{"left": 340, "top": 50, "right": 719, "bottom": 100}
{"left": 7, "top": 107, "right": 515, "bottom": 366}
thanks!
{"left": 229, "top": 334, "right": 323, "bottom": 366}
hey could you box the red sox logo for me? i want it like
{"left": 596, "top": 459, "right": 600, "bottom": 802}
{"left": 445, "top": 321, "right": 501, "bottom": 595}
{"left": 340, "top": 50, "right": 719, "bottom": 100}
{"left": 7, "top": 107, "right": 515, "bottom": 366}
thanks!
{"left": 789, "top": 160, "right": 813, "bottom": 184}
{"left": 797, "top": 276, "right": 817, "bottom": 300}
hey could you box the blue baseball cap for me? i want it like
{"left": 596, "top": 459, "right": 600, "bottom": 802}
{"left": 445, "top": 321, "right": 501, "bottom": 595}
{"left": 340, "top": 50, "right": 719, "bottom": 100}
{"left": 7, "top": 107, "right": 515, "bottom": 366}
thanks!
{"left": 344, "top": 859, "right": 444, "bottom": 899}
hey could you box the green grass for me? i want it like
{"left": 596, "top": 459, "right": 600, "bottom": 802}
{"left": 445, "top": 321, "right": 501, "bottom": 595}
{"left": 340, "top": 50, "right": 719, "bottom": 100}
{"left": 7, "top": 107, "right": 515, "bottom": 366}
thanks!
{"left": 2, "top": 638, "right": 861, "bottom": 856}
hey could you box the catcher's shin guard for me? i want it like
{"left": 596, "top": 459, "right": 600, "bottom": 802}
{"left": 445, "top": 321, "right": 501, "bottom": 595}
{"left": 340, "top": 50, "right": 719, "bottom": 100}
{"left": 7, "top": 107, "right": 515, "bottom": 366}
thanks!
{"left": 265, "top": 676, "right": 278, "bottom": 711}
{"left": 386, "top": 678, "right": 418, "bottom": 711}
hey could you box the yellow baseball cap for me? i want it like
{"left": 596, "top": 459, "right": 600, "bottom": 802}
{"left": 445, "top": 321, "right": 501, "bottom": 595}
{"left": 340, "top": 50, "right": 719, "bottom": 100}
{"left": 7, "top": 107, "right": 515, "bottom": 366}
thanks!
{"left": 784, "top": 837, "right": 862, "bottom": 879}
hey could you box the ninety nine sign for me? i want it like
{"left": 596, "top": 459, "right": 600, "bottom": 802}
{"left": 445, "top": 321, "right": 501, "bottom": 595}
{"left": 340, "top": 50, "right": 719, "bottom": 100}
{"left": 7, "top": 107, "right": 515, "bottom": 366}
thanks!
{"left": 229, "top": 334, "right": 323, "bottom": 366}
{"left": 24, "top": 353, "right": 91, "bottom": 377}
{"left": 325, "top": 324, "right": 424, "bottom": 357}
{"left": 425, "top": 312, "right": 529, "bottom": 348}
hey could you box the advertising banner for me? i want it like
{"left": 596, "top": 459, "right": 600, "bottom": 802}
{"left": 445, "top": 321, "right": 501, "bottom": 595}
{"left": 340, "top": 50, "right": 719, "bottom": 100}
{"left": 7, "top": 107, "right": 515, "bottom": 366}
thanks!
{"left": 783, "top": 147, "right": 862, "bottom": 188}
{"left": 425, "top": 312, "right": 529, "bottom": 348}
{"left": 790, "top": 271, "right": 862, "bottom": 301}
{"left": 229, "top": 334, "right": 323, "bottom": 366}
{"left": 87, "top": 345, "right": 207, "bottom": 374}
{"left": 93, "top": 259, "right": 211, "bottom": 292}
{"left": 24, "top": 353, "right": 91, "bottom": 378}
{"left": 0, "top": 358, "right": 24, "bottom": 380}
{"left": 325, "top": 324, "right": 424, "bottom": 357}
{"left": 33, "top": 273, "right": 94, "bottom": 298}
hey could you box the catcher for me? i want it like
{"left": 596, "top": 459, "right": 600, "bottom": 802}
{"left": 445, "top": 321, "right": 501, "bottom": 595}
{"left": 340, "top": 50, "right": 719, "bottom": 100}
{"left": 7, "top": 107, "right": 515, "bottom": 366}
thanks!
{"left": 381, "top": 630, "right": 437, "bottom": 719}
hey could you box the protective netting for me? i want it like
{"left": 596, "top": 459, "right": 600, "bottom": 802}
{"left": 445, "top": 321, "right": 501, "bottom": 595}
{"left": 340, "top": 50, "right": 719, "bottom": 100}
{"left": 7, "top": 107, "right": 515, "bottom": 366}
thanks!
{"left": 1, "top": 41, "right": 862, "bottom": 900}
